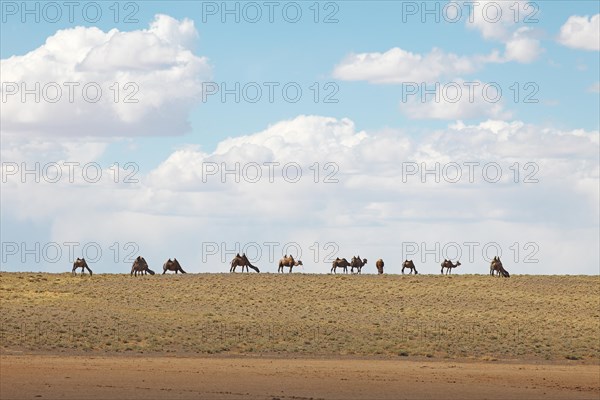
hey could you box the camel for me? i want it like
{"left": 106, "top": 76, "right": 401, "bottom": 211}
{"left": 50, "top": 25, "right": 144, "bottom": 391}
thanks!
{"left": 278, "top": 255, "right": 302, "bottom": 273}
{"left": 441, "top": 259, "right": 461, "bottom": 275}
{"left": 230, "top": 253, "right": 260, "bottom": 273}
{"left": 131, "top": 256, "right": 155, "bottom": 276}
{"left": 490, "top": 256, "right": 510, "bottom": 277}
{"left": 402, "top": 259, "right": 418, "bottom": 275}
{"left": 72, "top": 258, "right": 92, "bottom": 276}
{"left": 376, "top": 259, "right": 384, "bottom": 274}
{"left": 163, "top": 258, "right": 186, "bottom": 274}
{"left": 331, "top": 257, "right": 351, "bottom": 274}
{"left": 350, "top": 256, "right": 367, "bottom": 274}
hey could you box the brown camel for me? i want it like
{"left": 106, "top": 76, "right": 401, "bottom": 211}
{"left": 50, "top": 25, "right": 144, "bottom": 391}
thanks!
{"left": 278, "top": 255, "right": 302, "bottom": 273}
{"left": 230, "top": 253, "right": 260, "bottom": 273}
{"left": 441, "top": 259, "right": 461, "bottom": 275}
{"left": 131, "top": 256, "right": 155, "bottom": 276}
{"left": 72, "top": 258, "right": 92, "bottom": 276}
{"left": 163, "top": 258, "right": 186, "bottom": 274}
{"left": 331, "top": 257, "right": 351, "bottom": 274}
{"left": 375, "top": 259, "right": 384, "bottom": 274}
{"left": 490, "top": 256, "right": 510, "bottom": 277}
{"left": 350, "top": 256, "right": 367, "bottom": 274}
{"left": 402, "top": 259, "right": 418, "bottom": 275}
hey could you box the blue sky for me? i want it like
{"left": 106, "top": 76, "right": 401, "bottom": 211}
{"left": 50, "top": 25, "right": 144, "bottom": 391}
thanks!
{"left": 1, "top": 1, "right": 599, "bottom": 274}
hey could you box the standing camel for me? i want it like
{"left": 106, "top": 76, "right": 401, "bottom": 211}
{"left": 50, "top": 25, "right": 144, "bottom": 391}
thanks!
{"left": 350, "top": 256, "right": 368, "bottom": 274}
{"left": 441, "top": 259, "right": 461, "bottom": 275}
{"left": 331, "top": 258, "right": 351, "bottom": 274}
{"left": 490, "top": 256, "right": 510, "bottom": 277}
{"left": 230, "top": 253, "right": 260, "bottom": 273}
{"left": 376, "top": 259, "right": 384, "bottom": 274}
{"left": 278, "top": 255, "right": 302, "bottom": 273}
{"left": 402, "top": 259, "right": 418, "bottom": 274}
{"left": 163, "top": 258, "right": 186, "bottom": 274}
{"left": 131, "top": 256, "right": 155, "bottom": 276}
{"left": 72, "top": 258, "right": 93, "bottom": 276}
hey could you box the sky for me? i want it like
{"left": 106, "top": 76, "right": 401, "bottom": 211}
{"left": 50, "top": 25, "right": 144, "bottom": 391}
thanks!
{"left": 1, "top": 0, "right": 599, "bottom": 275}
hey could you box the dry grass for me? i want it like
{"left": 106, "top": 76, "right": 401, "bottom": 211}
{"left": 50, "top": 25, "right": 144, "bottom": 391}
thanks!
{"left": 1, "top": 272, "right": 598, "bottom": 362}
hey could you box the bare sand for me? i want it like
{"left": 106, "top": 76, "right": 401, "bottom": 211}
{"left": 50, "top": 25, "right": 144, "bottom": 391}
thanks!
{"left": 1, "top": 355, "right": 598, "bottom": 400}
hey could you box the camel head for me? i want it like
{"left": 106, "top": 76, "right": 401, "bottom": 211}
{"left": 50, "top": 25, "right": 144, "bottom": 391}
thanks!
{"left": 296, "top": 260, "right": 303, "bottom": 266}
{"left": 456, "top": 261, "right": 461, "bottom": 267}
{"left": 362, "top": 258, "right": 367, "bottom": 264}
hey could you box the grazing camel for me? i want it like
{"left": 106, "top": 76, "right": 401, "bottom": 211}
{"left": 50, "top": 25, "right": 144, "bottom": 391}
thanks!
{"left": 131, "top": 256, "right": 155, "bottom": 276}
{"left": 376, "top": 259, "right": 384, "bottom": 274}
{"left": 72, "top": 258, "right": 92, "bottom": 276}
{"left": 441, "top": 259, "right": 461, "bottom": 275}
{"left": 230, "top": 253, "right": 260, "bottom": 273}
{"left": 331, "top": 257, "right": 351, "bottom": 274}
{"left": 278, "top": 255, "right": 303, "bottom": 273}
{"left": 402, "top": 259, "right": 418, "bottom": 275}
{"left": 163, "top": 258, "right": 186, "bottom": 274}
{"left": 350, "top": 256, "right": 368, "bottom": 274}
{"left": 490, "top": 256, "right": 510, "bottom": 277}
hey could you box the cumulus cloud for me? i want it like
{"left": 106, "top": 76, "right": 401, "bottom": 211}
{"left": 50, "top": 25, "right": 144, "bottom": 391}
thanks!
{"left": 465, "top": 0, "right": 544, "bottom": 63}
{"left": 332, "top": 47, "right": 489, "bottom": 84}
{"left": 0, "top": 14, "right": 211, "bottom": 139}
{"left": 2, "top": 115, "right": 598, "bottom": 274}
{"left": 558, "top": 14, "right": 600, "bottom": 51}
{"left": 504, "top": 27, "right": 544, "bottom": 63}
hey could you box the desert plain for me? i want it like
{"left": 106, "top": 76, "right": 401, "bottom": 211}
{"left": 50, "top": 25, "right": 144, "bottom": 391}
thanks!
{"left": 1, "top": 272, "right": 598, "bottom": 399}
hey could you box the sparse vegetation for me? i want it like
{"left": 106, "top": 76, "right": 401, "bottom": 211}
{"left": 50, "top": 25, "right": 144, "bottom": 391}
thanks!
{"left": 1, "top": 273, "right": 598, "bottom": 362}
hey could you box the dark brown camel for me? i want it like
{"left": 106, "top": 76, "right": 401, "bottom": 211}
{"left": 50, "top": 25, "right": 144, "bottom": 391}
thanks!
{"left": 441, "top": 259, "right": 461, "bottom": 275}
{"left": 230, "top": 253, "right": 259, "bottom": 273}
{"left": 331, "top": 257, "right": 351, "bottom": 274}
{"left": 402, "top": 259, "right": 418, "bottom": 274}
{"left": 72, "top": 258, "right": 92, "bottom": 276}
{"left": 163, "top": 258, "right": 186, "bottom": 274}
{"left": 278, "top": 255, "right": 302, "bottom": 273}
{"left": 131, "top": 256, "right": 155, "bottom": 276}
{"left": 490, "top": 256, "right": 510, "bottom": 277}
{"left": 376, "top": 259, "right": 384, "bottom": 274}
{"left": 350, "top": 256, "right": 367, "bottom": 274}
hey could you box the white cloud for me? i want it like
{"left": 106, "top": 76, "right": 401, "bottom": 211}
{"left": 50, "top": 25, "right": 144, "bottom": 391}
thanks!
{"left": 558, "top": 14, "right": 600, "bottom": 51}
{"left": 332, "top": 47, "right": 487, "bottom": 84}
{"left": 2, "top": 115, "right": 598, "bottom": 274}
{"left": 0, "top": 14, "right": 211, "bottom": 138}
{"left": 466, "top": 1, "right": 544, "bottom": 63}
{"left": 504, "top": 27, "right": 544, "bottom": 63}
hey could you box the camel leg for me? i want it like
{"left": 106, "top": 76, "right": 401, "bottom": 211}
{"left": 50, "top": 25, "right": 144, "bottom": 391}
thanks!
{"left": 175, "top": 270, "right": 178, "bottom": 274}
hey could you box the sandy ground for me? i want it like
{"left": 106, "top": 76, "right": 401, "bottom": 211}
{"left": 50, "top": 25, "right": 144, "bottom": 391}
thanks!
{"left": 1, "top": 355, "right": 598, "bottom": 400}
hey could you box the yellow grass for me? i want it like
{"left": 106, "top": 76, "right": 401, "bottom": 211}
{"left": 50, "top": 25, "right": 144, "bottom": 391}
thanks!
{"left": 1, "top": 272, "right": 598, "bottom": 362}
